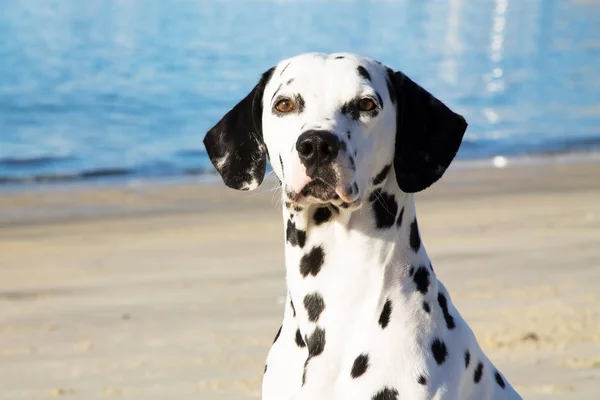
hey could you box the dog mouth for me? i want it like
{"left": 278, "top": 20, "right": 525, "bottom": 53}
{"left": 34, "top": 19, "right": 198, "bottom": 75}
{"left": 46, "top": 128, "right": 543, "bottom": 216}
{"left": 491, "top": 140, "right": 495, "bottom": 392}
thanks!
{"left": 300, "top": 179, "right": 339, "bottom": 201}
{"left": 287, "top": 179, "right": 360, "bottom": 208}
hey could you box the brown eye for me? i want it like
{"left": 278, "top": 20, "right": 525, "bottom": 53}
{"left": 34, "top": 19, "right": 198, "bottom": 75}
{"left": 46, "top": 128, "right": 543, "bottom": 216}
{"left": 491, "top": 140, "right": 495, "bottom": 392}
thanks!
{"left": 275, "top": 99, "right": 295, "bottom": 113}
{"left": 358, "top": 98, "right": 376, "bottom": 112}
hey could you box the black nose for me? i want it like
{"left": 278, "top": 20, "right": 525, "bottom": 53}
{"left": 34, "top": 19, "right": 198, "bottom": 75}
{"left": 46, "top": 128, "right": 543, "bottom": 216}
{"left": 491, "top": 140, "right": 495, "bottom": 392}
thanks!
{"left": 296, "top": 130, "right": 341, "bottom": 170}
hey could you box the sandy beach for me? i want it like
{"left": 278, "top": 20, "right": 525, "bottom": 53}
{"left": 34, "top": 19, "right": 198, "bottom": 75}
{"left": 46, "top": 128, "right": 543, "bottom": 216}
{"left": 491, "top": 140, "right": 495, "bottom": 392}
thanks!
{"left": 1, "top": 159, "right": 599, "bottom": 400}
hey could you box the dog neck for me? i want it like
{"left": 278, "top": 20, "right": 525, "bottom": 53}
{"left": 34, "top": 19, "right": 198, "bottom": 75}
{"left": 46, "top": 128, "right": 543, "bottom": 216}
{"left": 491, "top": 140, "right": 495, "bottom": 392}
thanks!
{"left": 282, "top": 175, "right": 438, "bottom": 352}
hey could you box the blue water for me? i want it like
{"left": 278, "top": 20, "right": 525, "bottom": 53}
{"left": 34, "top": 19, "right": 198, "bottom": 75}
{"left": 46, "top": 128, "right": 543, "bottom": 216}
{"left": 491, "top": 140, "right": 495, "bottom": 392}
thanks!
{"left": 1, "top": 0, "right": 600, "bottom": 184}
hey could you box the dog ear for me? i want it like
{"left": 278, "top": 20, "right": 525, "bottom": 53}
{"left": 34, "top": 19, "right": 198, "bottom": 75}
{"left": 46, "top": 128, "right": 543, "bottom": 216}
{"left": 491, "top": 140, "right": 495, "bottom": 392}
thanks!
{"left": 203, "top": 67, "right": 275, "bottom": 190}
{"left": 387, "top": 69, "right": 467, "bottom": 193}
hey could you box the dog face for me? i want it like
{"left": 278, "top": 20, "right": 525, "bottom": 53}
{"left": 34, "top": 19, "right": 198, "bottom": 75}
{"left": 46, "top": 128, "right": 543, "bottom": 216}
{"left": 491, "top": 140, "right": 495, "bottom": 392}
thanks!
{"left": 204, "top": 53, "right": 467, "bottom": 208}
{"left": 262, "top": 54, "right": 396, "bottom": 208}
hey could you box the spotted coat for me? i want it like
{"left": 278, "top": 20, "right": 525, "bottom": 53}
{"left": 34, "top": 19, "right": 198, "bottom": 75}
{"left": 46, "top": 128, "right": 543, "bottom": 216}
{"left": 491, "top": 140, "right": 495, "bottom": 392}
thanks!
{"left": 203, "top": 53, "right": 522, "bottom": 400}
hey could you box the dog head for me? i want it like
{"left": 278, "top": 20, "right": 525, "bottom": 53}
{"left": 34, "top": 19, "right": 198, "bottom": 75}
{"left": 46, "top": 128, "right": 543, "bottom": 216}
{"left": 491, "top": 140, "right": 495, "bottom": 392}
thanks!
{"left": 204, "top": 53, "right": 467, "bottom": 208}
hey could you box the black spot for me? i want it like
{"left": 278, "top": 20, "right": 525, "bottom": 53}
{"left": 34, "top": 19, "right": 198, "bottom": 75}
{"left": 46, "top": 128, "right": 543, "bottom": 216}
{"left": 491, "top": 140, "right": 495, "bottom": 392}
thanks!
{"left": 410, "top": 219, "right": 421, "bottom": 252}
{"left": 307, "top": 327, "right": 326, "bottom": 356}
{"left": 431, "top": 339, "right": 448, "bottom": 365}
{"left": 271, "top": 83, "right": 283, "bottom": 102}
{"left": 300, "top": 246, "right": 325, "bottom": 277}
{"left": 413, "top": 266, "right": 430, "bottom": 294}
{"left": 285, "top": 201, "right": 291, "bottom": 209}
{"left": 372, "top": 164, "right": 391, "bottom": 186}
{"left": 396, "top": 207, "right": 404, "bottom": 227}
{"left": 279, "top": 155, "right": 284, "bottom": 177}
{"left": 417, "top": 375, "right": 427, "bottom": 385}
{"left": 437, "top": 292, "right": 456, "bottom": 330}
{"left": 357, "top": 66, "right": 371, "bottom": 81}
{"left": 304, "top": 293, "right": 325, "bottom": 322}
{"left": 341, "top": 100, "right": 360, "bottom": 120}
{"left": 295, "top": 94, "right": 306, "bottom": 112}
{"left": 340, "top": 140, "right": 347, "bottom": 152}
{"left": 347, "top": 130, "right": 352, "bottom": 139}
{"left": 273, "top": 325, "right": 282, "bottom": 344}
{"left": 264, "top": 364, "right": 267, "bottom": 374}
{"left": 295, "top": 328, "right": 306, "bottom": 347}
{"left": 330, "top": 205, "right": 339, "bottom": 214}
{"left": 280, "top": 62, "right": 291, "bottom": 76}
{"left": 409, "top": 266, "right": 415, "bottom": 276}
{"left": 474, "top": 362, "right": 484, "bottom": 383}
{"left": 293, "top": 205, "right": 303, "bottom": 212}
{"left": 313, "top": 207, "right": 332, "bottom": 225}
{"left": 349, "top": 156, "right": 355, "bottom": 169}
{"left": 351, "top": 354, "right": 370, "bottom": 378}
{"left": 379, "top": 299, "right": 392, "bottom": 329}
{"left": 286, "top": 78, "right": 294, "bottom": 85}
{"left": 286, "top": 219, "right": 306, "bottom": 248}
{"left": 423, "top": 301, "right": 431, "bottom": 313}
{"left": 372, "top": 387, "right": 399, "bottom": 400}
{"left": 302, "top": 357, "right": 310, "bottom": 385}
{"left": 335, "top": 55, "right": 345, "bottom": 59}
{"left": 375, "top": 91, "right": 383, "bottom": 109}
{"left": 340, "top": 202, "right": 350, "bottom": 209}
{"left": 495, "top": 371, "right": 506, "bottom": 388}
{"left": 369, "top": 189, "right": 398, "bottom": 229}
{"left": 465, "top": 350, "right": 471, "bottom": 368}
{"left": 290, "top": 297, "right": 296, "bottom": 317}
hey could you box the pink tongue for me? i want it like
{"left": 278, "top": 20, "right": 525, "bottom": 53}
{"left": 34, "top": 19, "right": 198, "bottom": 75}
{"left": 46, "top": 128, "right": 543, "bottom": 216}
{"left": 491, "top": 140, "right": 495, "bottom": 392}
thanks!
{"left": 291, "top": 177, "right": 312, "bottom": 195}
{"left": 289, "top": 162, "right": 311, "bottom": 193}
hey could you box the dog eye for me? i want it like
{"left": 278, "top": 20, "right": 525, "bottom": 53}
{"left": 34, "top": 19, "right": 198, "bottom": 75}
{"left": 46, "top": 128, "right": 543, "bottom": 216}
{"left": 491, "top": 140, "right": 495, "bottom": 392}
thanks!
{"left": 358, "top": 98, "right": 376, "bottom": 112}
{"left": 274, "top": 99, "right": 295, "bottom": 113}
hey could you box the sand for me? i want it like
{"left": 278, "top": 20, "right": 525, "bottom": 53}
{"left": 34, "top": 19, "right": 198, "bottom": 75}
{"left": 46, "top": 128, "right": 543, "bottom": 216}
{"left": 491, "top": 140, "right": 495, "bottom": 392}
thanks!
{"left": 0, "top": 159, "right": 599, "bottom": 399}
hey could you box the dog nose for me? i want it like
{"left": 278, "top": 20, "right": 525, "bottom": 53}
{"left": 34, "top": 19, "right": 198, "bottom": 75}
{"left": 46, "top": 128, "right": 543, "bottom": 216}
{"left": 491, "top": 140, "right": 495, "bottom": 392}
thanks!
{"left": 296, "top": 130, "right": 341, "bottom": 169}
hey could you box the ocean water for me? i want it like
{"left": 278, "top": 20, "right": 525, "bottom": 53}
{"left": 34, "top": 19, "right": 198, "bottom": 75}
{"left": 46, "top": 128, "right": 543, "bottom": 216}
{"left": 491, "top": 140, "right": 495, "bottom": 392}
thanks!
{"left": 1, "top": 0, "right": 600, "bottom": 184}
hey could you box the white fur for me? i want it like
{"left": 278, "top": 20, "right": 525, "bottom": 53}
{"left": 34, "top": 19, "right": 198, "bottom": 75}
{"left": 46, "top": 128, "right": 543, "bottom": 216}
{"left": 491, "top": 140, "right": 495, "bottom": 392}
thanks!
{"left": 258, "top": 53, "right": 521, "bottom": 400}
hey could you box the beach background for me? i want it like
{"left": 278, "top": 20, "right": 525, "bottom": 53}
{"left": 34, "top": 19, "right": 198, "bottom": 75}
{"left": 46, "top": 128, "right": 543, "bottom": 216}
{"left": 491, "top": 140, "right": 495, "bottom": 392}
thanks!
{"left": 1, "top": 0, "right": 599, "bottom": 399}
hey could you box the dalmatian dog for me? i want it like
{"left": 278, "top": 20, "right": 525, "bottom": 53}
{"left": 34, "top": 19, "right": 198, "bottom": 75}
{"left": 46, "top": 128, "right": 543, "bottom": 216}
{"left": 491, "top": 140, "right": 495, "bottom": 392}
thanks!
{"left": 203, "top": 53, "right": 522, "bottom": 400}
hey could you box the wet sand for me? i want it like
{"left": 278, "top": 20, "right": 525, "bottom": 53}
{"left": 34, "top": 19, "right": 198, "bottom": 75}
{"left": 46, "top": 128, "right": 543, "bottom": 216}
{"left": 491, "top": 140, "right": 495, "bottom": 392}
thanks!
{"left": 1, "top": 159, "right": 599, "bottom": 399}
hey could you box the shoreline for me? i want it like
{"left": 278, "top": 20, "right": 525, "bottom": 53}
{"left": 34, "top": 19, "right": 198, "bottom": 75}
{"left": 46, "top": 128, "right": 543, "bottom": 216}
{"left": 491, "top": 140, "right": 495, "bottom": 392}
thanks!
{"left": 2, "top": 149, "right": 600, "bottom": 196}
{"left": 2, "top": 154, "right": 600, "bottom": 228}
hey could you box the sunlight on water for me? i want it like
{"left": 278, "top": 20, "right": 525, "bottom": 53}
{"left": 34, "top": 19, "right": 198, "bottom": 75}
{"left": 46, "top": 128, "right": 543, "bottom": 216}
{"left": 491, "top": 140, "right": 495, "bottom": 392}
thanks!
{"left": 0, "top": 0, "right": 599, "bottom": 183}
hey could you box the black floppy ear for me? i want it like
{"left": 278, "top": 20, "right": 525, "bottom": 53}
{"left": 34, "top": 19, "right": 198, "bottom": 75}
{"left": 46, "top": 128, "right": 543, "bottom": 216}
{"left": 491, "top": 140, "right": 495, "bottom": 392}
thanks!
{"left": 387, "top": 69, "right": 467, "bottom": 193}
{"left": 203, "top": 67, "right": 275, "bottom": 190}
